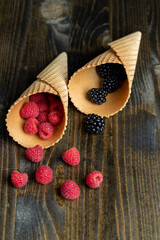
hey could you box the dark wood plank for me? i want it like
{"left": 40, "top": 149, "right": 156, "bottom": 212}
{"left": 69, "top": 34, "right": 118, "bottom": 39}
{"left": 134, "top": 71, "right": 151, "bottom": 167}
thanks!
{"left": 66, "top": 1, "right": 118, "bottom": 239}
{"left": 0, "top": 0, "right": 67, "bottom": 239}
{"left": 0, "top": 0, "right": 160, "bottom": 240}
{"left": 110, "top": 0, "right": 160, "bottom": 239}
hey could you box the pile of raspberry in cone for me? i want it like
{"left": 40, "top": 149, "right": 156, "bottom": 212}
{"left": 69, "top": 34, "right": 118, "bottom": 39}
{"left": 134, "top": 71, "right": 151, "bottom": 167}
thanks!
{"left": 20, "top": 93, "right": 64, "bottom": 140}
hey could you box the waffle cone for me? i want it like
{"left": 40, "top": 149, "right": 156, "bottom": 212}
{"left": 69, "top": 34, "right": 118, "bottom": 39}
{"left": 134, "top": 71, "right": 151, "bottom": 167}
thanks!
{"left": 68, "top": 32, "right": 142, "bottom": 117}
{"left": 6, "top": 53, "right": 68, "bottom": 149}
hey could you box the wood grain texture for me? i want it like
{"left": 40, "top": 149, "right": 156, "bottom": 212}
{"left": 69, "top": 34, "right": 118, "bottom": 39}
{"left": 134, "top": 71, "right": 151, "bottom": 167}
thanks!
{"left": 109, "top": 0, "right": 160, "bottom": 239}
{"left": 0, "top": 0, "right": 160, "bottom": 240}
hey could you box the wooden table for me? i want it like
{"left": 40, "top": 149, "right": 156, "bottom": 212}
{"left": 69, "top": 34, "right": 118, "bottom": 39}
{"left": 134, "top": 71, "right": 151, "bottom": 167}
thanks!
{"left": 0, "top": 0, "right": 160, "bottom": 239}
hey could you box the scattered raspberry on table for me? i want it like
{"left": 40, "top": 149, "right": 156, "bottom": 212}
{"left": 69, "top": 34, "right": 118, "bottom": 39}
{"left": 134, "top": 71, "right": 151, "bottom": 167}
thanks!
{"left": 26, "top": 145, "right": 43, "bottom": 163}
{"left": 62, "top": 147, "right": 80, "bottom": 166}
{"left": 86, "top": 171, "right": 103, "bottom": 188}
{"left": 60, "top": 180, "right": 80, "bottom": 200}
{"left": 35, "top": 166, "right": 53, "bottom": 184}
{"left": 11, "top": 171, "right": 28, "bottom": 188}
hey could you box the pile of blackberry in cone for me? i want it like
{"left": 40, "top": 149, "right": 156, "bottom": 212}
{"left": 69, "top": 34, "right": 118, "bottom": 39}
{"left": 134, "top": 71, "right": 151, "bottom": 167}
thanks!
{"left": 87, "top": 63, "right": 127, "bottom": 105}
{"left": 84, "top": 63, "right": 127, "bottom": 134}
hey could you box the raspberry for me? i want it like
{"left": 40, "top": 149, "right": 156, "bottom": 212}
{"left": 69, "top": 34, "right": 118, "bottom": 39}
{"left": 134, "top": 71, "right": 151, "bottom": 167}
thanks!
{"left": 88, "top": 88, "right": 107, "bottom": 105}
{"left": 47, "top": 94, "right": 60, "bottom": 104}
{"left": 83, "top": 114, "right": 105, "bottom": 134}
{"left": 48, "top": 111, "right": 63, "bottom": 125}
{"left": 62, "top": 147, "right": 80, "bottom": 166}
{"left": 38, "top": 122, "right": 54, "bottom": 140}
{"left": 35, "top": 166, "right": 53, "bottom": 184}
{"left": 24, "top": 118, "right": 39, "bottom": 134}
{"left": 49, "top": 101, "right": 63, "bottom": 116}
{"left": 60, "top": 180, "right": 80, "bottom": 200}
{"left": 26, "top": 145, "right": 43, "bottom": 163}
{"left": 86, "top": 171, "right": 103, "bottom": 188}
{"left": 20, "top": 102, "right": 39, "bottom": 119}
{"left": 29, "top": 93, "right": 47, "bottom": 103}
{"left": 37, "top": 112, "right": 48, "bottom": 123}
{"left": 37, "top": 102, "right": 49, "bottom": 112}
{"left": 11, "top": 171, "right": 28, "bottom": 188}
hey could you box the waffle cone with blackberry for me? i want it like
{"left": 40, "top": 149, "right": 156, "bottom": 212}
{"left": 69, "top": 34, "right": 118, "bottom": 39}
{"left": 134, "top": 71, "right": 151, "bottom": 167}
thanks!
{"left": 68, "top": 32, "right": 142, "bottom": 117}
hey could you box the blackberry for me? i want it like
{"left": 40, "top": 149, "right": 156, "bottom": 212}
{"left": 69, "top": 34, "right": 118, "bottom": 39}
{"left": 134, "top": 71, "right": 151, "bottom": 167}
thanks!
{"left": 96, "top": 63, "right": 127, "bottom": 81}
{"left": 83, "top": 114, "right": 105, "bottom": 134}
{"left": 88, "top": 88, "right": 107, "bottom": 105}
{"left": 102, "top": 76, "right": 120, "bottom": 93}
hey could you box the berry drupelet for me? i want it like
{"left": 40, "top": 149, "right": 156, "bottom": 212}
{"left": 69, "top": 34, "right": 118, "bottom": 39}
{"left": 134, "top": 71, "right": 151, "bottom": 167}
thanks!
{"left": 83, "top": 114, "right": 105, "bottom": 134}
{"left": 96, "top": 63, "right": 127, "bottom": 81}
{"left": 88, "top": 88, "right": 108, "bottom": 105}
{"left": 102, "top": 75, "right": 120, "bottom": 93}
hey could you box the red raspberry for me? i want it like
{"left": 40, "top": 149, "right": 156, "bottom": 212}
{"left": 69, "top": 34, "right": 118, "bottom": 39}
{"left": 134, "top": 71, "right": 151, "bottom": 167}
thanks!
{"left": 35, "top": 166, "right": 53, "bottom": 184}
{"left": 37, "top": 102, "right": 49, "bottom": 112}
{"left": 26, "top": 145, "right": 43, "bottom": 163}
{"left": 48, "top": 111, "right": 63, "bottom": 125}
{"left": 20, "top": 102, "right": 39, "bottom": 119}
{"left": 60, "top": 180, "right": 80, "bottom": 200}
{"left": 49, "top": 101, "right": 63, "bottom": 116}
{"left": 37, "top": 112, "right": 48, "bottom": 123}
{"left": 86, "top": 171, "right": 103, "bottom": 188}
{"left": 29, "top": 93, "right": 47, "bottom": 103}
{"left": 24, "top": 118, "right": 39, "bottom": 134}
{"left": 62, "top": 147, "right": 80, "bottom": 166}
{"left": 47, "top": 94, "right": 59, "bottom": 104}
{"left": 38, "top": 122, "right": 54, "bottom": 140}
{"left": 11, "top": 171, "right": 28, "bottom": 188}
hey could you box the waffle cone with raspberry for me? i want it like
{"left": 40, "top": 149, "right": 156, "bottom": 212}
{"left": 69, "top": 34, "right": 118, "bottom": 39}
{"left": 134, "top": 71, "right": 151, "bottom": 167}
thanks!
{"left": 6, "top": 53, "right": 68, "bottom": 149}
{"left": 68, "top": 32, "right": 142, "bottom": 117}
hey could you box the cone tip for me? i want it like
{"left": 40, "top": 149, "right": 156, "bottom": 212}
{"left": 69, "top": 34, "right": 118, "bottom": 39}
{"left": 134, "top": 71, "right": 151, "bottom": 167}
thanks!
{"left": 108, "top": 31, "right": 142, "bottom": 47}
{"left": 59, "top": 52, "right": 67, "bottom": 59}
{"left": 127, "top": 31, "right": 142, "bottom": 42}
{"left": 131, "top": 31, "right": 142, "bottom": 36}
{"left": 132, "top": 31, "right": 142, "bottom": 39}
